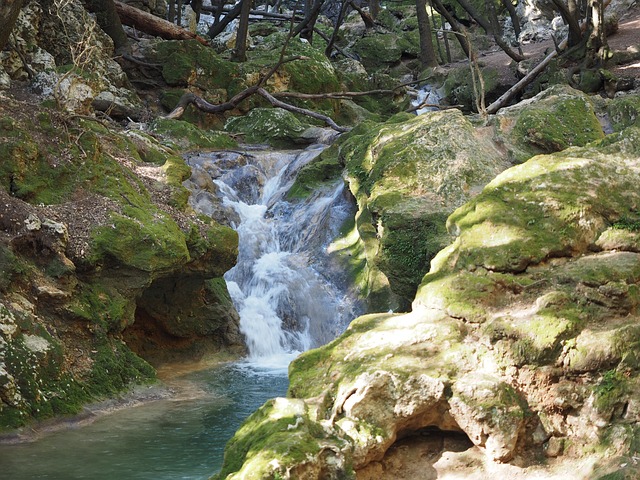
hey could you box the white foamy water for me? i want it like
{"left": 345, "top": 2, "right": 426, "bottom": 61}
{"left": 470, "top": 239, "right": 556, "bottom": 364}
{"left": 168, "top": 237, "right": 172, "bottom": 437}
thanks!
{"left": 185, "top": 144, "right": 361, "bottom": 368}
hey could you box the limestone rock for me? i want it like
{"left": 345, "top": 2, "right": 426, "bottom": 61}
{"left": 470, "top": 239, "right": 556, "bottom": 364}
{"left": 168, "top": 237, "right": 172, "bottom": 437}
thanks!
{"left": 215, "top": 112, "right": 640, "bottom": 480}
{"left": 449, "top": 374, "right": 524, "bottom": 462}
{"left": 225, "top": 108, "right": 312, "bottom": 148}
{"left": 339, "top": 109, "right": 510, "bottom": 308}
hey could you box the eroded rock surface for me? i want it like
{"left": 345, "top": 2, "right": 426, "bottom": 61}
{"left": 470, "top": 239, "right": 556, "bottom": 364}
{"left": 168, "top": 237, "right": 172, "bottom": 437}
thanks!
{"left": 214, "top": 116, "right": 640, "bottom": 479}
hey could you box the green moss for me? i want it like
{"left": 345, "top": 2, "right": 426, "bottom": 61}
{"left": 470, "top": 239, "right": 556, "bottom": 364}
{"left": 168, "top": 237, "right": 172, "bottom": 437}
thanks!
{"left": 150, "top": 118, "right": 237, "bottom": 152}
{"left": 90, "top": 209, "right": 190, "bottom": 272}
{"left": 377, "top": 210, "right": 450, "bottom": 302}
{"left": 608, "top": 95, "right": 640, "bottom": 132}
{"left": 353, "top": 33, "right": 403, "bottom": 70}
{"left": 513, "top": 96, "right": 604, "bottom": 154}
{"left": 68, "top": 281, "right": 133, "bottom": 332}
{"left": 186, "top": 221, "right": 238, "bottom": 276}
{"left": 594, "top": 369, "right": 628, "bottom": 413}
{"left": 0, "top": 117, "right": 150, "bottom": 206}
{"left": 0, "top": 244, "right": 29, "bottom": 291}
{"left": 86, "top": 339, "right": 156, "bottom": 397}
{"left": 155, "top": 40, "right": 237, "bottom": 91}
{"left": 287, "top": 144, "right": 344, "bottom": 199}
{"left": 0, "top": 329, "right": 92, "bottom": 430}
{"left": 224, "top": 108, "right": 310, "bottom": 148}
{"left": 213, "top": 398, "right": 348, "bottom": 479}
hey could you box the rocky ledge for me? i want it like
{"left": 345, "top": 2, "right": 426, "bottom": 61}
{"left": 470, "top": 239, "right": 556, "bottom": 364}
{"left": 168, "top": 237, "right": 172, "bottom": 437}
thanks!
{"left": 214, "top": 103, "right": 640, "bottom": 479}
{"left": 0, "top": 93, "right": 244, "bottom": 431}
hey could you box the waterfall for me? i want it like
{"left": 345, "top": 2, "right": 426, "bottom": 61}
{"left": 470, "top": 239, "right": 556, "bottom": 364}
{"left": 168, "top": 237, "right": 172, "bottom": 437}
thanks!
{"left": 411, "top": 84, "right": 443, "bottom": 115}
{"left": 185, "top": 144, "right": 361, "bottom": 365}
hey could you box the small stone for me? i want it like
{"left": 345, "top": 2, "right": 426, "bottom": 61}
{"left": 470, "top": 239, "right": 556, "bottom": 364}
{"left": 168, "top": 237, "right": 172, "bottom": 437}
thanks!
{"left": 544, "top": 436, "right": 565, "bottom": 457}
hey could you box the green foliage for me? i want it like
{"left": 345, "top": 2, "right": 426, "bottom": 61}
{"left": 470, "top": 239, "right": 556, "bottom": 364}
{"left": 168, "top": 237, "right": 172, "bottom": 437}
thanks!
{"left": 612, "top": 215, "right": 640, "bottom": 232}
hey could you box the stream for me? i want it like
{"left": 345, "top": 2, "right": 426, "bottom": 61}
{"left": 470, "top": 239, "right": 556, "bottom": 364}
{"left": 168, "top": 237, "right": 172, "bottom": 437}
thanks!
{"left": 0, "top": 141, "right": 360, "bottom": 478}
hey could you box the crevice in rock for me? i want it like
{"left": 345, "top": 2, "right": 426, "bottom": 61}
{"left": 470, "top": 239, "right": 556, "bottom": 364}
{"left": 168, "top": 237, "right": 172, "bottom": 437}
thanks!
{"left": 357, "top": 427, "right": 474, "bottom": 479}
{"left": 123, "top": 305, "right": 218, "bottom": 366}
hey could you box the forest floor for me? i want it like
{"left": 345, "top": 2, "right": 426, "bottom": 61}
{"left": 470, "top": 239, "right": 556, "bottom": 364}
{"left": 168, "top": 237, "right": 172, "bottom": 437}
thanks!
{"left": 450, "top": 3, "right": 640, "bottom": 95}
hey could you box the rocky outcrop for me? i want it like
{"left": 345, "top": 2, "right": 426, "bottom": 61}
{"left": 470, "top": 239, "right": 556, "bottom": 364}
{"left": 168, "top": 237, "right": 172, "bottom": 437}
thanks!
{"left": 0, "top": 94, "right": 242, "bottom": 430}
{"left": 291, "top": 85, "right": 603, "bottom": 311}
{"left": 0, "top": 0, "right": 143, "bottom": 118}
{"left": 213, "top": 109, "right": 640, "bottom": 479}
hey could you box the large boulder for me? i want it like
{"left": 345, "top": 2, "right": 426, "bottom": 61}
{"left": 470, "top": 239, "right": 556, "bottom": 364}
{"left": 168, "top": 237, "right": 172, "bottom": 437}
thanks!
{"left": 214, "top": 120, "right": 640, "bottom": 479}
{"left": 318, "top": 110, "right": 510, "bottom": 310}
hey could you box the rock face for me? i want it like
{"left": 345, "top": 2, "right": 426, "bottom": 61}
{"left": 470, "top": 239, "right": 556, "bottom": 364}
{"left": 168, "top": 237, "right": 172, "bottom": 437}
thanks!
{"left": 292, "top": 86, "right": 603, "bottom": 312}
{"left": 0, "top": 0, "right": 143, "bottom": 118}
{"left": 0, "top": 94, "right": 243, "bottom": 430}
{"left": 213, "top": 108, "right": 640, "bottom": 478}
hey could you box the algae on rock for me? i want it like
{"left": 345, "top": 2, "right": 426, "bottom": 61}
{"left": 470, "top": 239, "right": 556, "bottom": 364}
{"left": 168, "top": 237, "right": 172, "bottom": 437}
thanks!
{"left": 0, "top": 100, "right": 242, "bottom": 430}
{"left": 214, "top": 122, "right": 640, "bottom": 480}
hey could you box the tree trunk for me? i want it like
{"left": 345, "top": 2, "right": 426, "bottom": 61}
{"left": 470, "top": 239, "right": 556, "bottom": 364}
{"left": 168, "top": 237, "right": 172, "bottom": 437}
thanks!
{"left": 232, "top": 0, "right": 252, "bottom": 62}
{"left": 370, "top": 0, "right": 380, "bottom": 19}
{"left": 551, "top": 0, "right": 583, "bottom": 47}
{"left": 416, "top": 0, "right": 438, "bottom": 67}
{"left": 325, "top": 0, "right": 349, "bottom": 57}
{"left": 293, "top": 0, "right": 324, "bottom": 42}
{"left": 84, "top": 0, "right": 129, "bottom": 54}
{"left": 586, "top": 0, "right": 608, "bottom": 64}
{"left": 114, "top": 0, "right": 209, "bottom": 44}
{"left": 501, "top": 0, "right": 523, "bottom": 55}
{"left": 456, "top": 0, "right": 524, "bottom": 61}
{"left": 208, "top": 0, "right": 243, "bottom": 38}
{"left": 431, "top": 0, "right": 470, "bottom": 58}
{"left": 0, "top": 0, "right": 24, "bottom": 52}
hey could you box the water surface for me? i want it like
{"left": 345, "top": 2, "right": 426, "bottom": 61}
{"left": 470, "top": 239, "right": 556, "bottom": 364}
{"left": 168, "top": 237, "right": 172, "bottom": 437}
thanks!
{"left": 0, "top": 361, "right": 288, "bottom": 480}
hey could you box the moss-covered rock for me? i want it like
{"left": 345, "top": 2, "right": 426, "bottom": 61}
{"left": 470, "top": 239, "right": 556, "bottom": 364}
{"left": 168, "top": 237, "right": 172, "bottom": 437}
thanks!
{"left": 488, "top": 85, "right": 605, "bottom": 163}
{"left": 224, "top": 108, "right": 311, "bottom": 148}
{"left": 442, "top": 65, "right": 500, "bottom": 112}
{"left": 353, "top": 33, "right": 403, "bottom": 70}
{"left": 153, "top": 39, "right": 237, "bottom": 92}
{"left": 0, "top": 97, "right": 242, "bottom": 430}
{"left": 215, "top": 123, "right": 640, "bottom": 480}
{"left": 608, "top": 94, "right": 640, "bottom": 132}
{"left": 150, "top": 118, "right": 237, "bottom": 152}
{"left": 213, "top": 398, "right": 351, "bottom": 480}
{"left": 336, "top": 109, "right": 509, "bottom": 307}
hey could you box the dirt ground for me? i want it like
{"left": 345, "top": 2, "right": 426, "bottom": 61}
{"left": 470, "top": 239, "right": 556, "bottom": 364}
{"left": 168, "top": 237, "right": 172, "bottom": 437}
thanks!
{"left": 456, "top": 4, "right": 640, "bottom": 95}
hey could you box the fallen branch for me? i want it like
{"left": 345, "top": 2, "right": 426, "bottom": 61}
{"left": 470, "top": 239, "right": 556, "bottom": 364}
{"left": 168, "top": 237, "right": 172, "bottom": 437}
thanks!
{"left": 486, "top": 0, "right": 612, "bottom": 114}
{"left": 114, "top": 1, "right": 209, "bottom": 45}
{"left": 485, "top": 50, "right": 558, "bottom": 114}
{"left": 273, "top": 89, "right": 395, "bottom": 100}
{"left": 256, "top": 88, "right": 350, "bottom": 132}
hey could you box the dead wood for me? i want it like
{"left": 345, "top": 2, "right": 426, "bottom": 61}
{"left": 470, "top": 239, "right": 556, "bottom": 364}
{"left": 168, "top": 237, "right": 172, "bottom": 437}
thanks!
{"left": 114, "top": 1, "right": 209, "bottom": 45}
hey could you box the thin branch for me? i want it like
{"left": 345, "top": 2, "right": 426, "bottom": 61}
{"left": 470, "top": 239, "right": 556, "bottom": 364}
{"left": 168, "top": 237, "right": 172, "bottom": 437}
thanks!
{"left": 256, "top": 88, "right": 350, "bottom": 132}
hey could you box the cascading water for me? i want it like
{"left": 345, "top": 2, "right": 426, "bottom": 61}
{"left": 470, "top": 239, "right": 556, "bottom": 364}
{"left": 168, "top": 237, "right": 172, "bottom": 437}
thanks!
{"left": 0, "top": 142, "right": 362, "bottom": 480}
{"left": 185, "top": 142, "right": 361, "bottom": 365}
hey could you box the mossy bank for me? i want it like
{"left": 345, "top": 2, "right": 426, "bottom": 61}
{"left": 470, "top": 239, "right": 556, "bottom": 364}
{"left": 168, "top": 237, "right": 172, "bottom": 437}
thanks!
{"left": 0, "top": 95, "right": 243, "bottom": 431}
